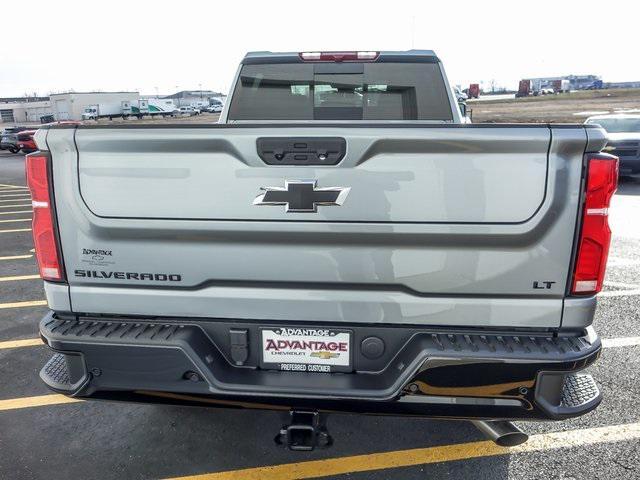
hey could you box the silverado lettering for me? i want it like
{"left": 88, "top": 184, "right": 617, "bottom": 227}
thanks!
{"left": 74, "top": 270, "right": 181, "bottom": 281}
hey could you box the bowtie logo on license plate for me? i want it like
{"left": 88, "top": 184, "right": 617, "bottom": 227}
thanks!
{"left": 311, "top": 351, "right": 339, "bottom": 360}
{"left": 253, "top": 180, "right": 350, "bottom": 213}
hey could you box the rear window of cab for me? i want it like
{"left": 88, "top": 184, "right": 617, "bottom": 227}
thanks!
{"left": 228, "top": 62, "right": 453, "bottom": 121}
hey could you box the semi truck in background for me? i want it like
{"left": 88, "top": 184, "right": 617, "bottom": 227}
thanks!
{"left": 516, "top": 79, "right": 531, "bottom": 97}
{"left": 467, "top": 83, "right": 480, "bottom": 99}
{"left": 131, "top": 98, "right": 179, "bottom": 117}
{"left": 517, "top": 79, "right": 571, "bottom": 98}
{"left": 82, "top": 98, "right": 178, "bottom": 120}
{"left": 517, "top": 79, "right": 564, "bottom": 97}
{"left": 587, "top": 80, "right": 604, "bottom": 90}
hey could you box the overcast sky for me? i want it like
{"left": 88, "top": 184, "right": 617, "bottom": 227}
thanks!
{"left": 0, "top": 0, "right": 636, "bottom": 97}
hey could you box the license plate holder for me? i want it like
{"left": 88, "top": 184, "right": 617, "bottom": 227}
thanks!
{"left": 260, "top": 327, "right": 352, "bottom": 373}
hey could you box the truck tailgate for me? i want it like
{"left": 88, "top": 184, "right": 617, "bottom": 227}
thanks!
{"left": 76, "top": 126, "right": 548, "bottom": 223}
{"left": 45, "top": 124, "right": 592, "bottom": 328}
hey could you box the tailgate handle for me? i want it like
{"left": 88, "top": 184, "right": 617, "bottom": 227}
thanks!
{"left": 257, "top": 137, "right": 346, "bottom": 166}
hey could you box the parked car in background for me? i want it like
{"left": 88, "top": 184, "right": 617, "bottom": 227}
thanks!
{"left": 1, "top": 123, "right": 79, "bottom": 155}
{"left": 1, "top": 126, "right": 29, "bottom": 153}
{"left": 586, "top": 114, "right": 640, "bottom": 178}
{"left": 454, "top": 87, "right": 467, "bottom": 102}
{"left": 17, "top": 130, "right": 37, "bottom": 154}
{"left": 179, "top": 106, "right": 198, "bottom": 116}
{"left": 205, "top": 104, "right": 224, "bottom": 113}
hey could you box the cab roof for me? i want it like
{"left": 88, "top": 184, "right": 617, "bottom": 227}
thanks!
{"left": 241, "top": 50, "right": 439, "bottom": 64}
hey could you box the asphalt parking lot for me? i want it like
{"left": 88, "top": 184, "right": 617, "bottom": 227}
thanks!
{"left": 1, "top": 149, "right": 639, "bottom": 479}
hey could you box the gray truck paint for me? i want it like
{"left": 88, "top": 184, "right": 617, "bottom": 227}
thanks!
{"left": 43, "top": 124, "right": 602, "bottom": 329}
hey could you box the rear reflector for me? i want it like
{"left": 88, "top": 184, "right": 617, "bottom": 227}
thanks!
{"left": 25, "top": 153, "right": 64, "bottom": 282}
{"left": 571, "top": 153, "right": 619, "bottom": 295}
{"left": 299, "top": 51, "right": 379, "bottom": 62}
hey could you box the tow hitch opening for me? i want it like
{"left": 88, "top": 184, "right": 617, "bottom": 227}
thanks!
{"left": 275, "top": 410, "right": 333, "bottom": 451}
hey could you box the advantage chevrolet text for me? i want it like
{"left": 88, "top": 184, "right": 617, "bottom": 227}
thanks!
{"left": 30, "top": 50, "right": 619, "bottom": 449}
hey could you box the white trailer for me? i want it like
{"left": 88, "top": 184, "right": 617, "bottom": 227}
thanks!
{"left": 81, "top": 101, "right": 133, "bottom": 120}
{"left": 131, "top": 98, "right": 178, "bottom": 117}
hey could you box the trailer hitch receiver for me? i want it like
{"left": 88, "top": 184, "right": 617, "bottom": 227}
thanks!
{"left": 275, "top": 410, "right": 333, "bottom": 451}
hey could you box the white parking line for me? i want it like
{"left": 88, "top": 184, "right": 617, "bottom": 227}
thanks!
{"left": 598, "top": 289, "right": 640, "bottom": 298}
{"left": 0, "top": 204, "right": 31, "bottom": 209}
{"left": 0, "top": 254, "right": 33, "bottom": 261}
{"left": 603, "top": 281, "right": 640, "bottom": 289}
{"left": 0, "top": 228, "right": 31, "bottom": 233}
{"left": 0, "top": 210, "right": 32, "bottom": 215}
{"left": 0, "top": 274, "right": 40, "bottom": 282}
{"left": 602, "top": 337, "right": 640, "bottom": 348}
{"left": 608, "top": 257, "right": 640, "bottom": 267}
{"left": 0, "top": 300, "right": 47, "bottom": 309}
{"left": 0, "top": 218, "right": 31, "bottom": 223}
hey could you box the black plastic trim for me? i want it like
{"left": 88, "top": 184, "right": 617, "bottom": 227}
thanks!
{"left": 256, "top": 137, "right": 346, "bottom": 166}
{"left": 39, "top": 312, "right": 602, "bottom": 420}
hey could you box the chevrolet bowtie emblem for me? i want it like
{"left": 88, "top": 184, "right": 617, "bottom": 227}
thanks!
{"left": 253, "top": 180, "right": 350, "bottom": 213}
{"left": 311, "top": 351, "right": 339, "bottom": 360}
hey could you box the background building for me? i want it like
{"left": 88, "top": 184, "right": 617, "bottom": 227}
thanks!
{"left": 526, "top": 75, "right": 602, "bottom": 90}
{"left": 162, "top": 90, "right": 226, "bottom": 107}
{"left": 0, "top": 97, "right": 52, "bottom": 123}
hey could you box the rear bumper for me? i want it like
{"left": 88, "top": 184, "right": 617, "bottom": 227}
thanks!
{"left": 39, "top": 312, "right": 602, "bottom": 421}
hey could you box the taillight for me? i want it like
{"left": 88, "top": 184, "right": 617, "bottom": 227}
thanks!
{"left": 571, "top": 153, "right": 619, "bottom": 295}
{"left": 25, "top": 152, "right": 64, "bottom": 282}
{"left": 299, "top": 51, "right": 379, "bottom": 62}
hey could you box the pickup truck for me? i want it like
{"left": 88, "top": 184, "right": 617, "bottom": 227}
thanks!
{"left": 586, "top": 113, "right": 640, "bottom": 177}
{"left": 31, "top": 50, "right": 618, "bottom": 450}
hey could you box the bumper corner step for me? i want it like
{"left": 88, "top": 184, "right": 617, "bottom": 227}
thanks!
{"left": 561, "top": 373, "right": 601, "bottom": 410}
{"left": 40, "top": 353, "right": 89, "bottom": 395}
{"left": 536, "top": 371, "right": 602, "bottom": 419}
